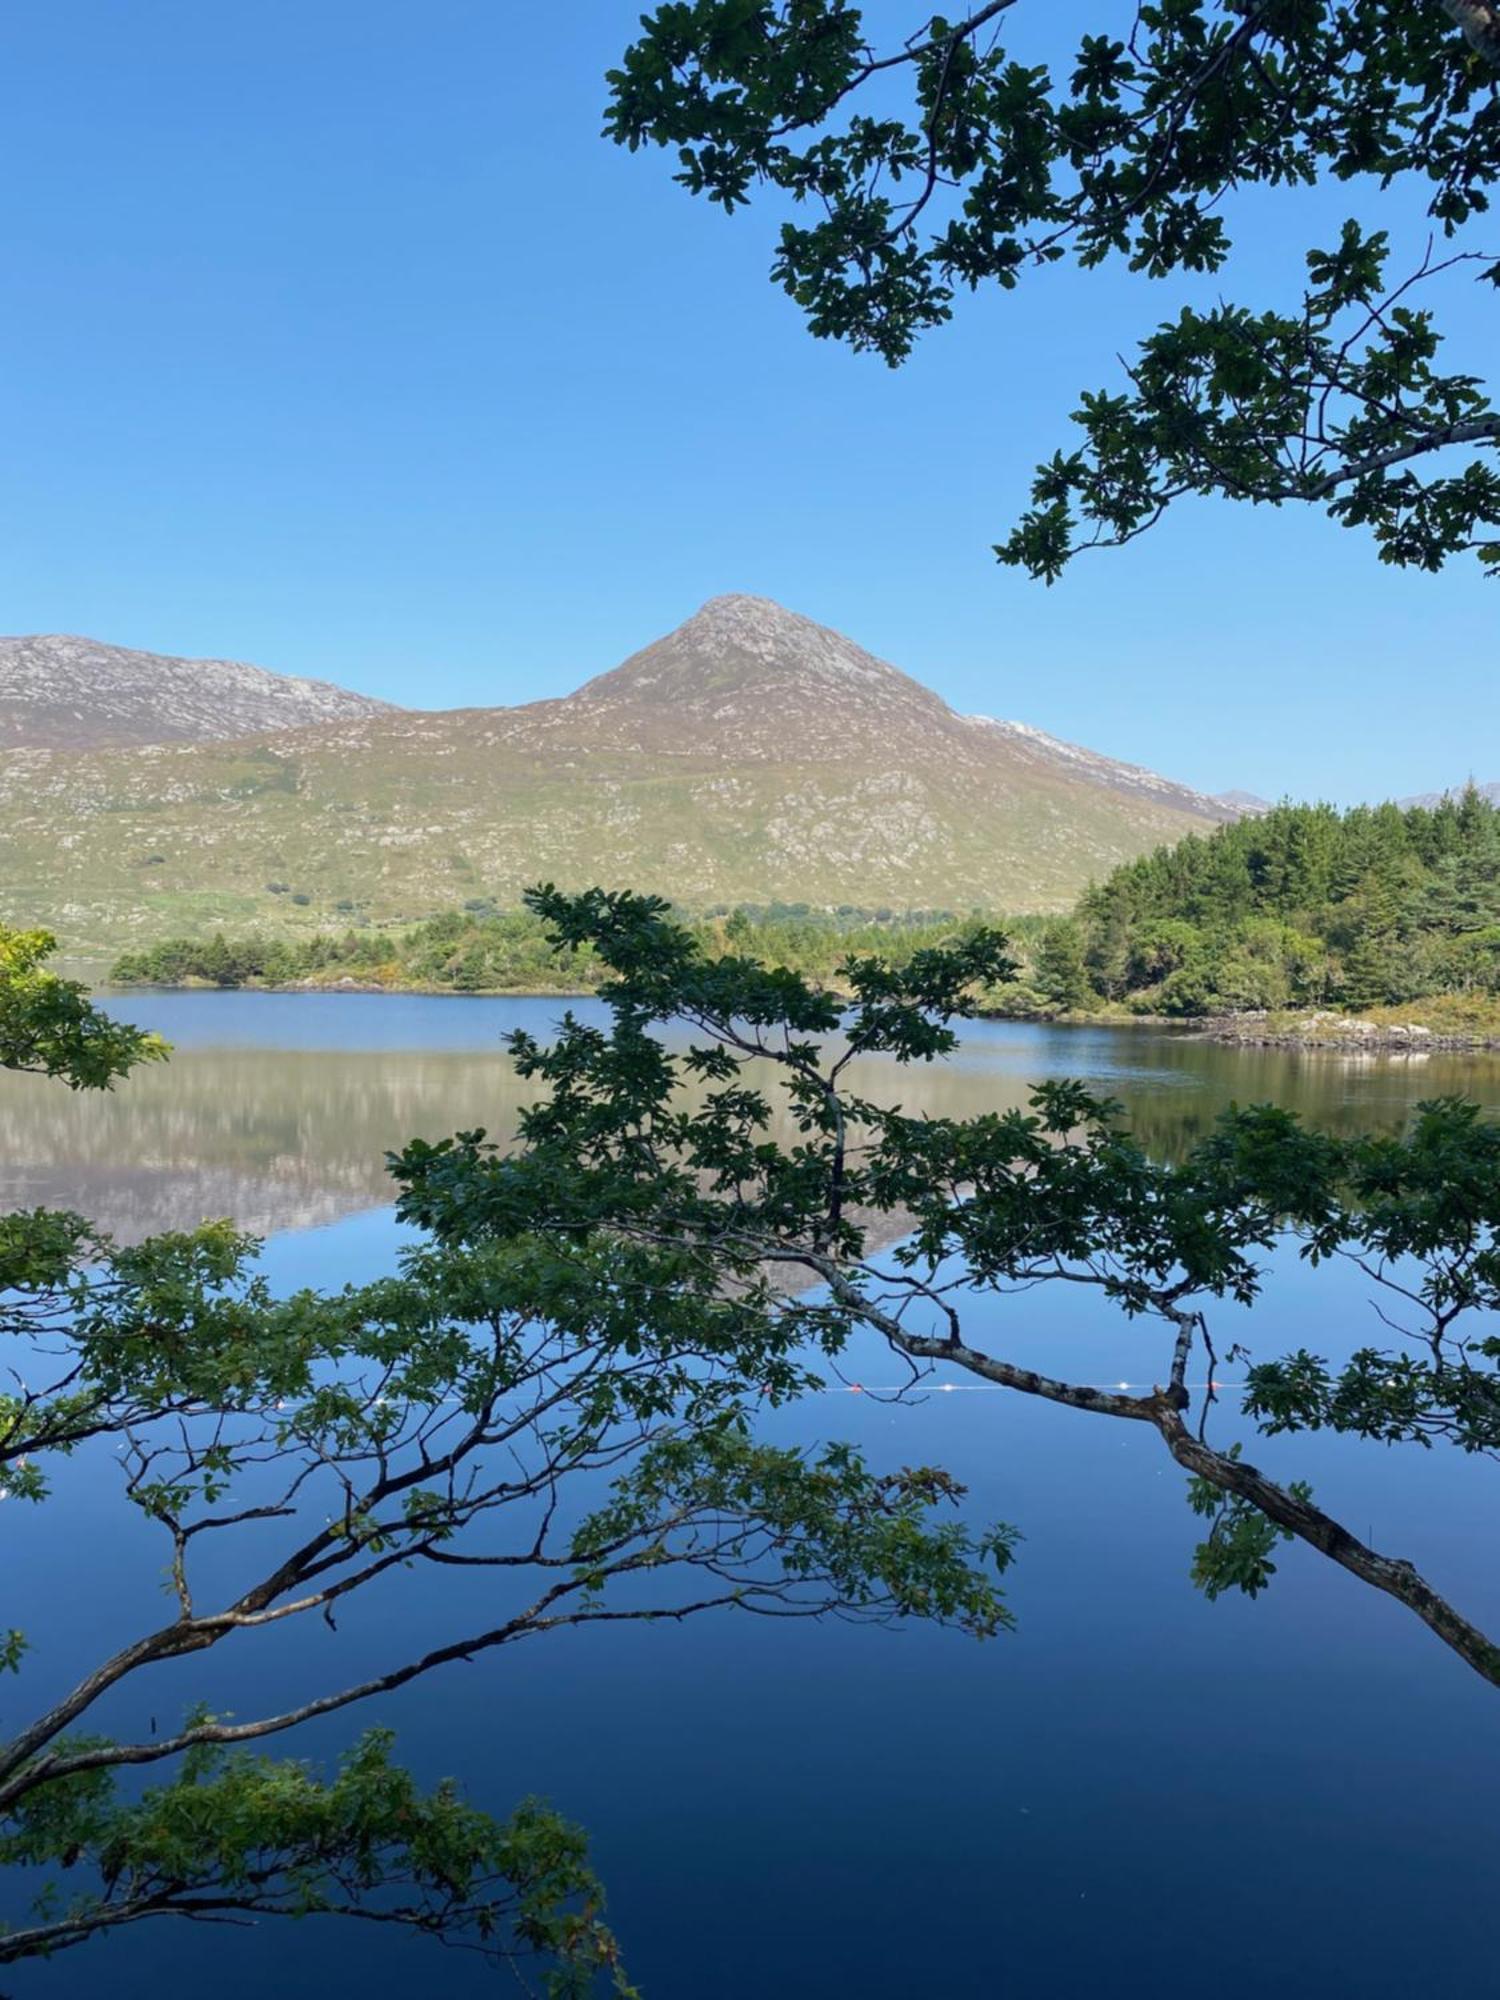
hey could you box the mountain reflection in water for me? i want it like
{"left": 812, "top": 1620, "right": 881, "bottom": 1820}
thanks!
{"left": 1, "top": 991, "right": 1494, "bottom": 1242}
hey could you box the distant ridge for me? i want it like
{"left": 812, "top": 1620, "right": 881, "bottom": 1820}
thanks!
{"left": 0, "top": 595, "right": 1239, "bottom": 952}
{"left": 1397, "top": 780, "right": 1500, "bottom": 810}
{"left": 0, "top": 633, "right": 397, "bottom": 750}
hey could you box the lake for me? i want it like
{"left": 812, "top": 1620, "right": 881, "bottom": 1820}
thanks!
{"left": 5, "top": 994, "right": 1499, "bottom": 1998}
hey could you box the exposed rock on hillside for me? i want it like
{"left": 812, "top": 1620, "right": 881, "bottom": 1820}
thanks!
{"left": 0, "top": 633, "right": 397, "bottom": 749}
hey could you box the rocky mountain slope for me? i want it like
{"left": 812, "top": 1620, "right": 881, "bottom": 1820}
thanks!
{"left": 0, "top": 633, "right": 396, "bottom": 749}
{"left": 1, "top": 596, "right": 1236, "bottom": 953}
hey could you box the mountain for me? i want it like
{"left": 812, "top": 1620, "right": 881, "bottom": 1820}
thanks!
{"left": 1214, "top": 789, "right": 1273, "bottom": 817}
{"left": 0, "top": 633, "right": 396, "bottom": 750}
{"left": 0, "top": 596, "right": 1236, "bottom": 953}
{"left": 1397, "top": 780, "right": 1500, "bottom": 810}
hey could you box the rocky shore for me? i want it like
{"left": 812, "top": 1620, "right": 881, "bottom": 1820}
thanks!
{"left": 1201, "top": 1010, "right": 1500, "bottom": 1054}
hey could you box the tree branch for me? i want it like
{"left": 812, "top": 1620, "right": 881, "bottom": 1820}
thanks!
{"left": 1162, "top": 1417, "right": 1500, "bottom": 1684}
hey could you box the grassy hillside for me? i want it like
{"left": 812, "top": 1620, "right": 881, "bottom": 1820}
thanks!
{"left": 3, "top": 723, "right": 1224, "bottom": 959}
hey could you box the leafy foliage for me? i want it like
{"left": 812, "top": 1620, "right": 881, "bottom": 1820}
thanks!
{"left": 0, "top": 1733, "right": 633, "bottom": 1996}
{"left": 0, "top": 927, "right": 165, "bottom": 1087}
{"left": 607, "top": 3, "right": 1500, "bottom": 574}
{"left": 1187, "top": 1447, "right": 1313, "bottom": 1598}
{"left": 1242, "top": 1096, "right": 1500, "bottom": 1450}
{"left": 1002, "top": 227, "right": 1500, "bottom": 581}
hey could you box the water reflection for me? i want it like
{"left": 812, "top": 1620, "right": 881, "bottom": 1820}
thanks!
{"left": 1, "top": 993, "right": 1494, "bottom": 1241}
{"left": 7, "top": 994, "right": 1500, "bottom": 2000}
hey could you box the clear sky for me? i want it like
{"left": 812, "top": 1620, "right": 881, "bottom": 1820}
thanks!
{"left": 1, "top": 2, "right": 1493, "bottom": 803}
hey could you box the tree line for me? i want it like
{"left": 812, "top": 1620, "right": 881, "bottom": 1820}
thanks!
{"left": 1023, "top": 787, "right": 1500, "bottom": 1018}
{"left": 109, "top": 904, "right": 1002, "bottom": 995}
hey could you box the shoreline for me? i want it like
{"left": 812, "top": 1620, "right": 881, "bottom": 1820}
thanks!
{"left": 97, "top": 981, "right": 1500, "bottom": 1052}
{"left": 99, "top": 976, "right": 597, "bottom": 999}
{"left": 1195, "top": 1011, "right": 1500, "bottom": 1054}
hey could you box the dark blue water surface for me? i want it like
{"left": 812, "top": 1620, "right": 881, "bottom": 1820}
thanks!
{"left": 7, "top": 997, "right": 1500, "bottom": 1998}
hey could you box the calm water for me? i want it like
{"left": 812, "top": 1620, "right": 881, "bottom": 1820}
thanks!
{"left": 5, "top": 994, "right": 1500, "bottom": 1998}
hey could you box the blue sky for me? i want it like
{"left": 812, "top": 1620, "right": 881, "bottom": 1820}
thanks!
{"left": 1, "top": 2, "right": 1493, "bottom": 803}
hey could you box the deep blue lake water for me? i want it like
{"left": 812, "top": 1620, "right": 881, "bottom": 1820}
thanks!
{"left": 4, "top": 995, "right": 1499, "bottom": 1997}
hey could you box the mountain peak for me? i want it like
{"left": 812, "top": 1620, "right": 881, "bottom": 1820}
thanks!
{"left": 676, "top": 592, "right": 834, "bottom": 647}
{"left": 573, "top": 595, "right": 952, "bottom": 728}
{"left": 689, "top": 591, "right": 789, "bottom": 620}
